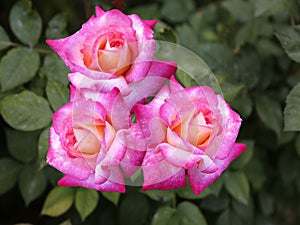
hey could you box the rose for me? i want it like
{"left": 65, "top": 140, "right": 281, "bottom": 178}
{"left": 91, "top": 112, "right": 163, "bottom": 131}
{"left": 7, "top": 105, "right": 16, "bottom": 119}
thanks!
{"left": 47, "top": 87, "right": 145, "bottom": 192}
{"left": 134, "top": 77, "right": 246, "bottom": 194}
{"left": 46, "top": 6, "right": 158, "bottom": 84}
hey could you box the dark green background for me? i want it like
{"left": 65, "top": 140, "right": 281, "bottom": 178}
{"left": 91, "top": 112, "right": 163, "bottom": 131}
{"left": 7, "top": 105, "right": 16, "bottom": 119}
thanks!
{"left": 0, "top": 0, "right": 300, "bottom": 224}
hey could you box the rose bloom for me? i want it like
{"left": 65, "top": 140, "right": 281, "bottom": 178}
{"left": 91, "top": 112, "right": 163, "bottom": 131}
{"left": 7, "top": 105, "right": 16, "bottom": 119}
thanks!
{"left": 46, "top": 6, "right": 158, "bottom": 87}
{"left": 134, "top": 77, "right": 246, "bottom": 194}
{"left": 47, "top": 87, "right": 145, "bottom": 192}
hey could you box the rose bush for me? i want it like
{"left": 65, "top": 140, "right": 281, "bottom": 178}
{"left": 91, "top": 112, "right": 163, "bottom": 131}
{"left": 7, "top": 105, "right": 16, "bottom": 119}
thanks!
{"left": 45, "top": 6, "right": 245, "bottom": 195}
{"left": 134, "top": 77, "right": 246, "bottom": 194}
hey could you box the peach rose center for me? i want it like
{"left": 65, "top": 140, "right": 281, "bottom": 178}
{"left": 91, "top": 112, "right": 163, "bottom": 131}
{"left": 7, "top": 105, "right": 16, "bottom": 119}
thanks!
{"left": 172, "top": 110, "right": 212, "bottom": 150}
{"left": 82, "top": 32, "right": 137, "bottom": 76}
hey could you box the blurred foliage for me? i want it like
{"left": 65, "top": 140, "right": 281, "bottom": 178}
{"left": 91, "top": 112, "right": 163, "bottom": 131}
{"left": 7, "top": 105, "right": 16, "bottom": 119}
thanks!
{"left": 0, "top": 0, "right": 300, "bottom": 224}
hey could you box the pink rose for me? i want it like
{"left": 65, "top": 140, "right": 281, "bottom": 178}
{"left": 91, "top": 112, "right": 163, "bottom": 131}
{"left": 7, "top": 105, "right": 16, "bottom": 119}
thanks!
{"left": 47, "top": 88, "right": 145, "bottom": 192}
{"left": 46, "top": 6, "right": 158, "bottom": 83}
{"left": 134, "top": 77, "right": 246, "bottom": 194}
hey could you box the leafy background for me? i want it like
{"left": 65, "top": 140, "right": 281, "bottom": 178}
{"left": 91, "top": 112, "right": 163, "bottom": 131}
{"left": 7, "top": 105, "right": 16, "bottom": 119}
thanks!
{"left": 0, "top": 0, "right": 300, "bottom": 224}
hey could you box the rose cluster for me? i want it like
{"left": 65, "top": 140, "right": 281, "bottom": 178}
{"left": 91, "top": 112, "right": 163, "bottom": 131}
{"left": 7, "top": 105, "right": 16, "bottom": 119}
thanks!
{"left": 46, "top": 7, "right": 246, "bottom": 194}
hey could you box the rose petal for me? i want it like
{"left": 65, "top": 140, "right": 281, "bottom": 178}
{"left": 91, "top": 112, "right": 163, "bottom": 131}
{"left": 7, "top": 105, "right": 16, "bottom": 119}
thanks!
{"left": 123, "top": 61, "right": 174, "bottom": 107}
{"left": 133, "top": 86, "right": 169, "bottom": 138}
{"left": 95, "top": 6, "right": 105, "bottom": 17}
{"left": 69, "top": 72, "right": 130, "bottom": 96}
{"left": 205, "top": 96, "right": 242, "bottom": 159}
{"left": 142, "top": 148, "right": 185, "bottom": 190}
{"left": 142, "top": 169, "right": 185, "bottom": 191}
{"left": 99, "top": 129, "right": 127, "bottom": 166}
{"left": 95, "top": 163, "right": 125, "bottom": 188}
{"left": 120, "top": 124, "right": 147, "bottom": 177}
{"left": 105, "top": 89, "right": 131, "bottom": 130}
{"left": 58, "top": 173, "right": 125, "bottom": 192}
{"left": 188, "top": 143, "right": 246, "bottom": 195}
{"left": 160, "top": 143, "right": 199, "bottom": 169}
{"left": 47, "top": 128, "right": 94, "bottom": 180}
{"left": 98, "top": 9, "right": 133, "bottom": 27}
{"left": 144, "top": 20, "right": 158, "bottom": 29}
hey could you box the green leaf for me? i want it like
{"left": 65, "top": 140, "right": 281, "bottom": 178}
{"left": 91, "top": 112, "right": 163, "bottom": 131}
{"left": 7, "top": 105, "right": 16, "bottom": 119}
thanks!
{"left": 258, "top": 191, "right": 274, "bottom": 216}
{"left": 161, "top": 0, "right": 195, "bottom": 23}
{"left": 154, "top": 21, "right": 177, "bottom": 43}
{"left": 0, "top": 86, "right": 24, "bottom": 101}
{"left": 0, "top": 91, "right": 52, "bottom": 131}
{"left": 46, "top": 13, "right": 68, "bottom": 39}
{"left": 175, "top": 70, "right": 198, "bottom": 88}
{"left": 176, "top": 181, "right": 211, "bottom": 200}
{"left": 253, "top": 0, "right": 292, "bottom": 17}
{"left": 217, "top": 209, "right": 231, "bottom": 225}
{"left": 9, "top": 0, "right": 42, "bottom": 46}
{"left": 257, "top": 38, "right": 284, "bottom": 57}
{"left": 276, "top": 26, "right": 300, "bottom": 63}
{"left": 222, "top": 0, "right": 253, "bottom": 22}
{"left": 235, "top": 22, "right": 258, "bottom": 47}
{"left": 46, "top": 80, "right": 69, "bottom": 111}
{"left": 232, "top": 93, "right": 253, "bottom": 119}
{"left": 19, "top": 166, "right": 47, "bottom": 205}
{"left": 176, "top": 24, "right": 199, "bottom": 50}
{"left": 222, "top": 81, "right": 244, "bottom": 102}
{"left": 196, "top": 43, "right": 235, "bottom": 76}
{"left": 234, "top": 49, "right": 260, "bottom": 89}
{"left": 59, "top": 220, "right": 72, "bottom": 225}
{"left": 232, "top": 198, "right": 254, "bottom": 224}
{"left": 200, "top": 29, "right": 219, "bottom": 42}
{"left": 27, "top": 72, "right": 47, "bottom": 97}
{"left": 143, "top": 190, "right": 175, "bottom": 202}
{"left": 244, "top": 157, "right": 266, "bottom": 190}
{"left": 255, "top": 96, "right": 282, "bottom": 138}
{"left": 38, "top": 127, "right": 50, "bottom": 169}
{"left": 0, "top": 25, "right": 10, "bottom": 51}
{"left": 279, "top": 150, "right": 298, "bottom": 184}
{"left": 288, "top": 73, "right": 300, "bottom": 87}
{"left": 167, "top": 213, "right": 181, "bottom": 225}
{"left": 41, "top": 186, "right": 75, "bottom": 217}
{"left": 284, "top": 83, "right": 300, "bottom": 131}
{"left": 101, "top": 192, "right": 120, "bottom": 206}
{"left": 129, "top": 4, "right": 161, "bottom": 20}
{"left": 200, "top": 192, "right": 230, "bottom": 212}
{"left": 189, "top": 5, "right": 218, "bottom": 31}
{"left": 75, "top": 188, "right": 99, "bottom": 221}
{"left": 5, "top": 128, "right": 40, "bottom": 163}
{"left": 0, "top": 47, "right": 40, "bottom": 92}
{"left": 0, "top": 158, "right": 21, "bottom": 195}
{"left": 177, "top": 202, "right": 207, "bottom": 225}
{"left": 151, "top": 207, "right": 176, "bottom": 225}
{"left": 43, "top": 54, "right": 69, "bottom": 85}
{"left": 231, "top": 140, "right": 254, "bottom": 169}
{"left": 279, "top": 132, "right": 295, "bottom": 145}
{"left": 43, "top": 166, "right": 63, "bottom": 186}
{"left": 208, "top": 175, "right": 224, "bottom": 196}
{"left": 119, "top": 193, "right": 149, "bottom": 225}
{"left": 224, "top": 171, "right": 250, "bottom": 205}
{"left": 216, "top": 209, "right": 243, "bottom": 225}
